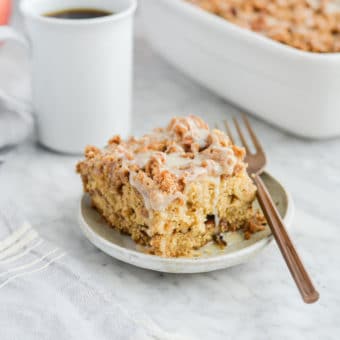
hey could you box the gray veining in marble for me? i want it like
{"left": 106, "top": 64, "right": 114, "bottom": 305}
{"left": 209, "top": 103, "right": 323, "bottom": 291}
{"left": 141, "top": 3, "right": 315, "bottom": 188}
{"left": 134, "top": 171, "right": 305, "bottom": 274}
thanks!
{"left": 1, "top": 4, "right": 340, "bottom": 340}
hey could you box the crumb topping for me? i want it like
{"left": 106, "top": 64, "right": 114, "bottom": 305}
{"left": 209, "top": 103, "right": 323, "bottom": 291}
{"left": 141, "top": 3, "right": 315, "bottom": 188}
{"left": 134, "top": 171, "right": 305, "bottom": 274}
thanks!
{"left": 78, "top": 116, "right": 247, "bottom": 211}
{"left": 187, "top": 0, "right": 340, "bottom": 53}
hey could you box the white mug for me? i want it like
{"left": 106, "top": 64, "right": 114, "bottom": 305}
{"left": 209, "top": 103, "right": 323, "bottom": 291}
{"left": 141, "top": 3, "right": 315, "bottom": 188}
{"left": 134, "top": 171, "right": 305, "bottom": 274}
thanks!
{"left": 0, "top": 0, "right": 137, "bottom": 154}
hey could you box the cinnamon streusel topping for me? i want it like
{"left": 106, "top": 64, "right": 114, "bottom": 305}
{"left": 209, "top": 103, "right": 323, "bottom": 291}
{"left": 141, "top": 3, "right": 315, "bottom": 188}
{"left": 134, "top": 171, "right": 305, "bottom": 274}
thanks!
{"left": 187, "top": 0, "right": 340, "bottom": 52}
{"left": 80, "top": 115, "right": 246, "bottom": 211}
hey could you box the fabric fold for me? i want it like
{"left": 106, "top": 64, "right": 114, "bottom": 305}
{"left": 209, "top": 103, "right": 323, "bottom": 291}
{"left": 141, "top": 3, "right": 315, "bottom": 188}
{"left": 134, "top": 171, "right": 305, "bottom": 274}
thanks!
{"left": 0, "top": 204, "right": 189, "bottom": 340}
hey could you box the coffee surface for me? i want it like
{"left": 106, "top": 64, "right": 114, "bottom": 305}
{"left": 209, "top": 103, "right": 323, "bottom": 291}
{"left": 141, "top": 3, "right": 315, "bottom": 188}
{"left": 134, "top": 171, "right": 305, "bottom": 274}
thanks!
{"left": 44, "top": 8, "right": 113, "bottom": 19}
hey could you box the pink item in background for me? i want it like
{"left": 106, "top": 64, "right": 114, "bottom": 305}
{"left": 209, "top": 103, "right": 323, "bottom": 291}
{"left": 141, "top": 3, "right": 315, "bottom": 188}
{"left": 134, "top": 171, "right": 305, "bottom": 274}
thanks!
{"left": 0, "top": 0, "right": 11, "bottom": 25}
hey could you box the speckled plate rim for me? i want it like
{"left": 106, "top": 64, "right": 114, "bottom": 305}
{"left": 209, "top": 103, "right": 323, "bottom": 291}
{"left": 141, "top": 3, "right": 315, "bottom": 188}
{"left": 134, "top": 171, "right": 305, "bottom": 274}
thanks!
{"left": 78, "top": 171, "right": 294, "bottom": 273}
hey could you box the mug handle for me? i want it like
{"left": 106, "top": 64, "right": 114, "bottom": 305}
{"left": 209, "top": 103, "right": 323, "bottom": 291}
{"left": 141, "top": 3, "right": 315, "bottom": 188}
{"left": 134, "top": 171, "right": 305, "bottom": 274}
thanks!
{"left": 0, "top": 26, "right": 32, "bottom": 116}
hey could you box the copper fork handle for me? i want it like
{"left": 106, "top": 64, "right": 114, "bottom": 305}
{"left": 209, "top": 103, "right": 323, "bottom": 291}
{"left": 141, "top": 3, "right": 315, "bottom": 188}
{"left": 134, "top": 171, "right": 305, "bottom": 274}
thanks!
{"left": 253, "top": 174, "right": 319, "bottom": 304}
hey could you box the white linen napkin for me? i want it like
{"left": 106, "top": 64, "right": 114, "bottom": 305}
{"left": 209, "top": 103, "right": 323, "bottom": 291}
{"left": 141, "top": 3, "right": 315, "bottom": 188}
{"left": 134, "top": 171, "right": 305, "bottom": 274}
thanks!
{"left": 0, "top": 40, "right": 33, "bottom": 150}
{"left": 0, "top": 204, "right": 188, "bottom": 340}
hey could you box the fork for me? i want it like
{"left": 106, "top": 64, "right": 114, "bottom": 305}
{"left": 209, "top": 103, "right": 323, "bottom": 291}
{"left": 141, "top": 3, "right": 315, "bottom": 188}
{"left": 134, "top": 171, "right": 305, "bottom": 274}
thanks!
{"left": 224, "top": 115, "right": 319, "bottom": 304}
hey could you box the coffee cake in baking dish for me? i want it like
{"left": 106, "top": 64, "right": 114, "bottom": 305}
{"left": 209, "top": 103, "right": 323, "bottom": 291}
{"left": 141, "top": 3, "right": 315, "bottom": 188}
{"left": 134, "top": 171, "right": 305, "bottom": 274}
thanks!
{"left": 187, "top": 0, "right": 340, "bottom": 53}
{"left": 77, "top": 116, "right": 263, "bottom": 257}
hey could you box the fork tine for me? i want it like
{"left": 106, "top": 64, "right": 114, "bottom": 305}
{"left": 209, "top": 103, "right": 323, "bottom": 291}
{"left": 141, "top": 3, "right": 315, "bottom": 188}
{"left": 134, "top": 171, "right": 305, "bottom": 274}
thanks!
{"left": 242, "top": 114, "right": 263, "bottom": 153}
{"left": 233, "top": 116, "right": 250, "bottom": 153}
{"left": 223, "top": 120, "right": 235, "bottom": 144}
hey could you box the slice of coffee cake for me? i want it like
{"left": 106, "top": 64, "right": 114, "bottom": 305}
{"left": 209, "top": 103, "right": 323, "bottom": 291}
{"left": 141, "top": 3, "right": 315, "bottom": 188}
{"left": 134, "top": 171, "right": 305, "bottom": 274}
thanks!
{"left": 77, "top": 116, "right": 258, "bottom": 257}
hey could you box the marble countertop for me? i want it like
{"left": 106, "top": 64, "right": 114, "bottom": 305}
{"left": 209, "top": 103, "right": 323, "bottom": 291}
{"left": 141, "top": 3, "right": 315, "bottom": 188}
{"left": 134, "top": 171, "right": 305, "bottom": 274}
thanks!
{"left": 1, "top": 6, "right": 340, "bottom": 340}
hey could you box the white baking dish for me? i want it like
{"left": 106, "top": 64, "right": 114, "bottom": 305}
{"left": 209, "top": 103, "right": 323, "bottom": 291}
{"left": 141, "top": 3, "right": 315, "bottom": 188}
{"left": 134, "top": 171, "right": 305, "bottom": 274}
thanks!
{"left": 141, "top": 0, "right": 340, "bottom": 138}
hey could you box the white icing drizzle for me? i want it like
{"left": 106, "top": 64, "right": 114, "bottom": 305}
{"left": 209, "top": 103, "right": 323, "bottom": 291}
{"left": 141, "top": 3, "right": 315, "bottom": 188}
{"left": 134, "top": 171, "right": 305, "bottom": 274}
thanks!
{"left": 109, "top": 116, "right": 241, "bottom": 213}
{"left": 134, "top": 152, "right": 153, "bottom": 168}
{"left": 130, "top": 172, "right": 185, "bottom": 212}
{"left": 128, "top": 148, "right": 234, "bottom": 212}
{"left": 182, "top": 116, "right": 210, "bottom": 147}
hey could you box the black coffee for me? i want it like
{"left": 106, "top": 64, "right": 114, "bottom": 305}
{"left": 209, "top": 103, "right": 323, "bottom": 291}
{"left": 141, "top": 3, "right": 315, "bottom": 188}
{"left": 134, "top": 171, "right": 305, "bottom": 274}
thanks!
{"left": 44, "top": 8, "right": 113, "bottom": 19}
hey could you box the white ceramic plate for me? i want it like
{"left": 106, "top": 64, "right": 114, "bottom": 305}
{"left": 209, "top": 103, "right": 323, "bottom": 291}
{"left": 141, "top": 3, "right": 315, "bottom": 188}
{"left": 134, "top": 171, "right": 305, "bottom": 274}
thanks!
{"left": 78, "top": 172, "right": 294, "bottom": 273}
